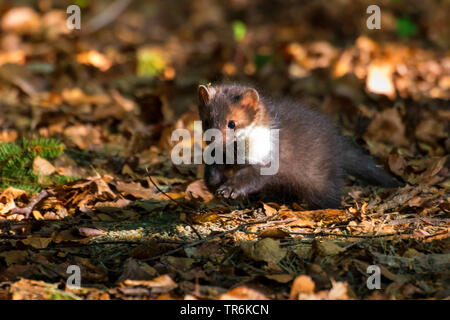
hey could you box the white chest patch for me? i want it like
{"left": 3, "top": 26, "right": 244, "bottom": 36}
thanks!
{"left": 236, "top": 125, "right": 274, "bottom": 165}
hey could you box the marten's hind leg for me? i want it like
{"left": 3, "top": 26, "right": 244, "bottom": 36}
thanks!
{"left": 294, "top": 171, "right": 343, "bottom": 209}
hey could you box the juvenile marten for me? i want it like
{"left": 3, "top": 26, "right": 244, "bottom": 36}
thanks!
{"left": 197, "top": 83, "right": 401, "bottom": 209}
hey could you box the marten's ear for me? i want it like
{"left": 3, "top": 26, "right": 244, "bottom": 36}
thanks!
{"left": 241, "top": 88, "right": 259, "bottom": 109}
{"left": 198, "top": 85, "right": 214, "bottom": 106}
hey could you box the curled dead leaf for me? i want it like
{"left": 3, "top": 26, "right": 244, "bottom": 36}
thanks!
{"left": 185, "top": 179, "right": 214, "bottom": 203}
{"left": 365, "top": 108, "right": 408, "bottom": 146}
{"left": 0, "top": 187, "right": 26, "bottom": 215}
{"left": 116, "top": 181, "right": 155, "bottom": 199}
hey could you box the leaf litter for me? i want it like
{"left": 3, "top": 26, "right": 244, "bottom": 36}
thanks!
{"left": 0, "top": 1, "right": 448, "bottom": 300}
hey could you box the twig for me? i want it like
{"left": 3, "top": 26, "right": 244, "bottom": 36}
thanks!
{"left": 141, "top": 216, "right": 271, "bottom": 262}
{"left": 287, "top": 230, "right": 408, "bottom": 239}
{"left": 375, "top": 216, "right": 388, "bottom": 235}
{"left": 145, "top": 168, "right": 194, "bottom": 210}
{"left": 10, "top": 190, "right": 54, "bottom": 219}
{"left": 141, "top": 225, "right": 243, "bottom": 262}
{"left": 145, "top": 168, "right": 202, "bottom": 240}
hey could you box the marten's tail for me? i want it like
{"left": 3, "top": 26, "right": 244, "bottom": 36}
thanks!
{"left": 339, "top": 136, "right": 403, "bottom": 188}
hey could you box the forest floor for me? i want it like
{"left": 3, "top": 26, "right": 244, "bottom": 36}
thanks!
{"left": 0, "top": 1, "right": 448, "bottom": 300}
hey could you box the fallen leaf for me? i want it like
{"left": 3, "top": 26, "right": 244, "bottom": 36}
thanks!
{"left": 116, "top": 181, "right": 155, "bottom": 199}
{"left": 77, "top": 227, "right": 106, "bottom": 237}
{"left": 32, "top": 157, "right": 56, "bottom": 176}
{"left": 1, "top": 7, "right": 41, "bottom": 35}
{"left": 167, "top": 256, "right": 195, "bottom": 271}
{"left": 10, "top": 279, "right": 81, "bottom": 300}
{"left": 123, "top": 274, "right": 177, "bottom": 293}
{"left": 327, "top": 280, "right": 353, "bottom": 300}
{"left": 118, "top": 258, "right": 158, "bottom": 283}
{"left": 259, "top": 228, "right": 289, "bottom": 239}
{"left": 240, "top": 238, "right": 286, "bottom": 264}
{"left": 314, "top": 240, "right": 344, "bottom": 256}
{"left": 266, "top": 274, "right": 294, "bottom": 284}
{"left": 76, "top": 51, "right": 112, "bottom": 71}
{"left": 365, "top": 108, "right": 408, "bottom": 146}
{"left": 185, "top": 179, "right": 214, "bottom": 202}
{"left": 290, "top": 275, "right": 315, "bottom": 299}
{"left": 388, "top": 153, "right": 407, "bottom": 177}
{"left": 21, "top": 236, "right": 52, "bottom": 249}
{"left": 0, "top": 251, "right": 28, "bottom": 266}
{"left": 261, "top": 202, "right": 278, "bottom": 216}
{"left": 32, "top": 210, "right": 44, "bottom": 220}
{"left": 0, "top": 187, "right": 27, "bottom": 215}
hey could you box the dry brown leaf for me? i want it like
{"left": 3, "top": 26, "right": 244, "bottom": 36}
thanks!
{"left": 10, "top": 279, "right": 81, "bottom": 300}
{"left": 261, "top": 202, "right": 278, "bottom": 216}
{"left": 240, "top": 238, "right": 287, "bottom": 264}
{"left": 259, "top": 228, "right": 289, "bottom": 239}
{"left": 62, "top": 88, "right": 110, "bottom": 106}
{"left": 290, "top": 275, "right": 315, "bottom": 299}
{"left": 63, "top": 124, "right": 103, "bottom": 150}
{"left": 265, "top": 274, "right": 294, "bottom": 283}
{"left": 32, "top": 157, "right": 56, "bottom": 176}
{"left": 123, "top": 274, "right": 177, "bottom": 294}
{"left": 76, "top": 51, "right": 113, "bottom": 71}
{"left": 184, "top": 179, "right": 214, "bottom": 202}
{"left": 388, "top": 153, "right": 407, "bottom": 177}
{"left": 314, "top": 240, "right": 344, "bottom": 256}
{"left": 77, "top": 227, "right": 106, "bottom": 237}
{"left": 0, "top": 251, "right": 28, "bottom": 266}
{"left": 116, "top": 181, "right": 155, "bottom": 199}
{"left": 21, "top": 236, "right": 53, "bottom": 249}
{"left": 1, "top": 7, "right": 41, "bottom": 34}
{"left": 0, "top": 187, "right": 26, "bottom": 215}
{"left": 167, "top": 256, "right": 195, "bottom": 270}
{"left": 327, "top": 280, "right": 353, "bottom": 300}
{"left": 117, "top": 259, "right": 157, "bottom": 283}
{"left": 365, "top": 108, "right": 408, "bottom": 146}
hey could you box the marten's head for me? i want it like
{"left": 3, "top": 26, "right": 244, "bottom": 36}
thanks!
{"left": 197, "top": 84, "right": 268, "bottom": 143}
{"left": 197, "top": 84, "right": 276, "bottom": 166}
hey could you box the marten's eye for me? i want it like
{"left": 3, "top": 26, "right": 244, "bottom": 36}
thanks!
{"left": 227, "top": 120, "right": 236, "bottom": 129}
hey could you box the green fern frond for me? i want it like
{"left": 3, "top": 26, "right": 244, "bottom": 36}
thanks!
{"left": 0, "top": 137, "right": 68, "bottom": 193}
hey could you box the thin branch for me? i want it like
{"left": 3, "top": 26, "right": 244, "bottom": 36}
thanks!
{"left": 10, "top": 190, "right": 54, "bottom": 219}
{"left": 287, "top": 230, "right": 409, "bottom": 239}
{"left": 145, "top": 168, "right": 194, "bottom": 210}
{"left": 145, "top": 168, "right": 202, "bottom": 240}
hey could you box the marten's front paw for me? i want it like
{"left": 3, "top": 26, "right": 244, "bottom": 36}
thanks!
{"left": 216, "top": 182, "right": 247, "bottom": 199}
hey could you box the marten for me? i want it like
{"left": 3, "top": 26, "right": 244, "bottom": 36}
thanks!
{"left": 197, "top": 83, "right": 402, "bottom": 209}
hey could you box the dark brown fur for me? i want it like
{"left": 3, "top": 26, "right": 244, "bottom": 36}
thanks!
{"left": 198, "top": 84, "right": 402, "bottom": 209}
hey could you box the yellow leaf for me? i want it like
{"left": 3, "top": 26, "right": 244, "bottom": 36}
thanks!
{"left": 22, "top": 236, "right": 52, "bottom": 249}
{"left": 32, "top": 210, "right": 44, "bottom": 220}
